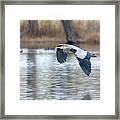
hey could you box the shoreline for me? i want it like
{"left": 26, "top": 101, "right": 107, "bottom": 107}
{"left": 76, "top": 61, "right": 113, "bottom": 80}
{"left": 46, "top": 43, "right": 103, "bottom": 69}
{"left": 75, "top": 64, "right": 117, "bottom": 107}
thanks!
{"left": 20, "top": 37, "right": 99, "bottom": 49}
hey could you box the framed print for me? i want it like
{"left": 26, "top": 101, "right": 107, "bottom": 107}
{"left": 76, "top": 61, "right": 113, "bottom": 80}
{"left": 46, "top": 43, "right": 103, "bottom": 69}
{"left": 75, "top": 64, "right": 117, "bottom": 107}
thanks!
{"left": 0, "top": 0, "right": 119, "bottom": 119}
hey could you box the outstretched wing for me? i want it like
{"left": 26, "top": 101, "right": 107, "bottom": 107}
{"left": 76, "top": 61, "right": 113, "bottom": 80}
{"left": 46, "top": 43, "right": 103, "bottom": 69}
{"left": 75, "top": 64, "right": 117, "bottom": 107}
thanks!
{"left": 56, "top": 48, "right": 67, "bottom": 63}
{"left": 76, "top": 57, "right": 91, "bottom": 76}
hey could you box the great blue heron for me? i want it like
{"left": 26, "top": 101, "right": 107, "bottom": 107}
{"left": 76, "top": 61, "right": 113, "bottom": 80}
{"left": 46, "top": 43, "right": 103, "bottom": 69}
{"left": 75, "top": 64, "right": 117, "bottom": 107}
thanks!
{"left": 56, "top": 44, "right": 96, "bottom": 76}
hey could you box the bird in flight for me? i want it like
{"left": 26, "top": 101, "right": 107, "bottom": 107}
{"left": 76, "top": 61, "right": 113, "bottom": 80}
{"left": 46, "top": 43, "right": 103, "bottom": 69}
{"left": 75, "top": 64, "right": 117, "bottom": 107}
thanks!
{"left": 56, "top": 44, "right": 96, "bottom": 76}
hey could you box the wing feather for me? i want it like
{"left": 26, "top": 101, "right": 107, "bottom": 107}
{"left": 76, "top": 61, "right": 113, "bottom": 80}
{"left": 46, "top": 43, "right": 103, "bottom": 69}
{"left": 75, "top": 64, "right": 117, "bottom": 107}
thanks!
{"left": 56, "top": 48, "right": 67, "bottom": 63}
{"left": 76, "top": 57, "right": 91, "bottom": 76}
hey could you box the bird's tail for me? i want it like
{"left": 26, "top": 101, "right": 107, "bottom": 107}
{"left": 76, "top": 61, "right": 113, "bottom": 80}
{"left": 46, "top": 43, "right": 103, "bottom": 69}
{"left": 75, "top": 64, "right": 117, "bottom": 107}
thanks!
{"left": 76, "top": 57, "right": 91, "bottom": 76}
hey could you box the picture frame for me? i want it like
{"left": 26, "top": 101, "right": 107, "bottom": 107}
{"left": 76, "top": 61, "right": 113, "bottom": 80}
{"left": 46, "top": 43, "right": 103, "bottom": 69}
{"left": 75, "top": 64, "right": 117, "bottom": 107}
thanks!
{"left": 0, "top": 0, "right": 119, "bottom": 119}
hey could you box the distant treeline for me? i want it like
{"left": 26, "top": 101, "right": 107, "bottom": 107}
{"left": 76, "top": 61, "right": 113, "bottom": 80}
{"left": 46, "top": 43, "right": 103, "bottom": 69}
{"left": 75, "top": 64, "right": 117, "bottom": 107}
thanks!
{"left": 20, "top": 20, "right": 100, "bottom": 48}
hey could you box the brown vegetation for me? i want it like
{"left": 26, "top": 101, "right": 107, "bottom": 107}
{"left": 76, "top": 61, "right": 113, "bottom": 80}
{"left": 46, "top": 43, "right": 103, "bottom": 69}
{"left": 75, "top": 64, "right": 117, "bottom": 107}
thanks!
{"left": 20, "top": 20, "right": 100, "bottom": 48}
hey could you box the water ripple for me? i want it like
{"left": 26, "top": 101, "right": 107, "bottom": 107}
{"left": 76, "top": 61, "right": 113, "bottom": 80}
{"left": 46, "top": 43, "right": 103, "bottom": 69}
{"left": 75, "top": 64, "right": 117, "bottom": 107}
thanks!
{"left": 20, "top": 48, "right": 100, "bottom": 100}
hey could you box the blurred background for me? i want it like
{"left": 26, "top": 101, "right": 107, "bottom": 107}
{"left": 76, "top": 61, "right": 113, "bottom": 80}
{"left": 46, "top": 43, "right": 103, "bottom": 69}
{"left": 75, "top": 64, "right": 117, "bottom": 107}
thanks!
{"left": 20, "top": 20, "right": 100, "bottom": 48}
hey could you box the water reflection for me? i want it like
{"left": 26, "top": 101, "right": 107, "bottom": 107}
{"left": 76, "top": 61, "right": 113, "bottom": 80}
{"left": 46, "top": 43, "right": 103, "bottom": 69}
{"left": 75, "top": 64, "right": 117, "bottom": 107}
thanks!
{"left": 20, "top": 49, "right": 37, "bottom": 99}
{"left": 20, "top": 45, "right": 100, "bottom": 100}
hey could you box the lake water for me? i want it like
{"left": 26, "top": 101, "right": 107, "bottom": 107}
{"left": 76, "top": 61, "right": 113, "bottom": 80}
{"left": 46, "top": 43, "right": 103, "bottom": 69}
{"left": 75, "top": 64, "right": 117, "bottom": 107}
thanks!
{"left": 20, "top": 45, "right": 100, "bottom": 100}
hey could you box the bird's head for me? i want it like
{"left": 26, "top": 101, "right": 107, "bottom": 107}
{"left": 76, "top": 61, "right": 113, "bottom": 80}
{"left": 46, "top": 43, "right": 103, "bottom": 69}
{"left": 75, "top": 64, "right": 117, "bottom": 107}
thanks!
{"left": 56, "top": 44, "right": 70, "bottom": 52}
{"left": 63, "top": 44, "right": 71, "bottom": 52}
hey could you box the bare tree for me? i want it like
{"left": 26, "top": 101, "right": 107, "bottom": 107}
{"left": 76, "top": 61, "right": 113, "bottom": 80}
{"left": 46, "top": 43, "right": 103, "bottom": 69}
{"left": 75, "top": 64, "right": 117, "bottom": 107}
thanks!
{"left": 28, "top": 20, "right": 38, "bottom": 36}
{"left": 61, "top": 20, "right": 77, "bottom": 44}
